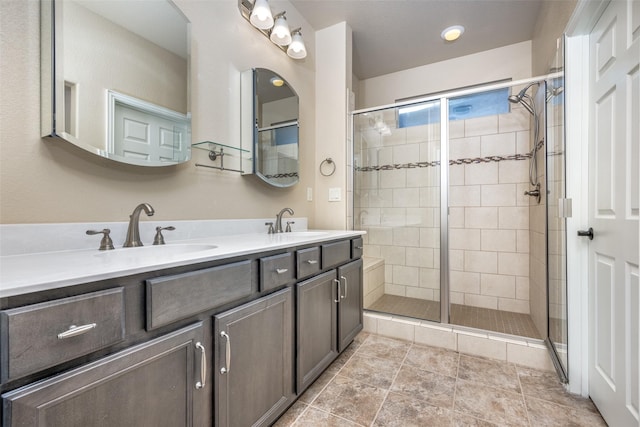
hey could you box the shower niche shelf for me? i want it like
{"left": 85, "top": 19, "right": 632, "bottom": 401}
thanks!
{"left": 192, "top": 141, "right": 251, "bottom": 173}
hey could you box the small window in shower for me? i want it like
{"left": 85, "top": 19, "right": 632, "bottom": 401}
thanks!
{"left": 397, "top": 87, "right": 510, "bottom": 128}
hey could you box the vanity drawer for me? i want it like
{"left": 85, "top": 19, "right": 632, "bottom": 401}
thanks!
{"left": 352, "top": 237, "right": 364, "bottom": 259}
{"left": 0, "top": 288, "right": 125, "bottom": 382}
{"left": 146, "top": 260, "right": 252, "bottom": 330}
{"left": 296, "top": 247, "right": 321, "bottom": 279}
{"left": 321, "top": 240, "right": 352, "bottom": 269}
{"left": 260, "top": 252, "right": 295, "bottom": 291}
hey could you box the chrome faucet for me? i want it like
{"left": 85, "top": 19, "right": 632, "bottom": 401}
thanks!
{"left": 123, "top": 203, "right": 155, "bottom": 247}
{"left": 275, "top": 208, "right": 294, "bottom": 233}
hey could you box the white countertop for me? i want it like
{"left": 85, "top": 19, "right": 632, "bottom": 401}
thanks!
{"left": 0, "top": 230, "right": 364, "bottom": 298}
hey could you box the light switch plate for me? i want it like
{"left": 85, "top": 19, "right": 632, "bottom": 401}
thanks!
{"left": 307, "top": 187, "right": 313, "bottom": 201}
{"left": 329, "top": 187, "right": 342, "bottom": 202}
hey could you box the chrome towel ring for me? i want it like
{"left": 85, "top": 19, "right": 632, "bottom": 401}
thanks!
{"left": 320, "top": 158, "right": 336, "bottom": 176}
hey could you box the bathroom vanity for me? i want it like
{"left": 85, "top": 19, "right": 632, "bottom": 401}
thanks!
{"left": 0, "top": 230, "right": 364, "bottom": 426}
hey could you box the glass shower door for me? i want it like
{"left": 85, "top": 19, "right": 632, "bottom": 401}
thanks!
{"left": 352, "top": 100, "right": 442, "bottom": 322}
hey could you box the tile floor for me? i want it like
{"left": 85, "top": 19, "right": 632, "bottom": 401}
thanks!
{"left": 368, "top": 294, "right": 541, "bottom": 339}
{"left": 274, "top": 332, "right": 605, "bottom": 426}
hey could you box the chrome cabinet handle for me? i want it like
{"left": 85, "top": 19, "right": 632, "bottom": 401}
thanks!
{"left": 334, "top": 279, "right": 341, "bottom": 303}
{"left": 195, "top": 342, "right": 206, "bottom": 389}
{"left": 276, "top": 268, "right": 288, "bottom": 274}
{"left": 220, "top": 331, "right": 231, "bottom": 374}
{"left": 355, "top": 246, "right": 363, "bottom": 250}
{"left": 306, "top": 260, "right": 318, "bottom": 265}
{"left": 341, "top": 275, "right": 348, "bottom": 299}
{"left": 57, "top": 323, "right": 97, "bottom": 339}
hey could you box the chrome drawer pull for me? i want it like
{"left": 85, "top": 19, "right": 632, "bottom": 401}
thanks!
{"left": 355, "top": 246, "right": 363, "bottom": 250}
{"left": 220, "top": 331, "right": 231, "bottom": 374}
{"left": 276, "top": 268, "right": 288, "bottom": 274}
{"left": 57, "top": 323, "right": 97, "bottom": 340}
{"left": 341, "top": 275, "right": 348, "bottom": 299}
{"left": 195, "top": 342, "right": 206, "bottom": 389}
{"left": 306, "top": 260, "right": 318, "bottom": 265}
{"left": 334, "top": 279, "right": 341, "bottom": 303}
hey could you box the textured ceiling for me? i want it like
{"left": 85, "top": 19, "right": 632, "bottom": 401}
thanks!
{"left": 290, "top": 0, "right": 545, "bottom": 79}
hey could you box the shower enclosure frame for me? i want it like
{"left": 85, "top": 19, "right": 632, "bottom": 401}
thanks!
{"left": 350, "top": 72, "right": 562, "bottom": 325}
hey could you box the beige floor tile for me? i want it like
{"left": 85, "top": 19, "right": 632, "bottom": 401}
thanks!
{"left": 356, "top": 334, "right": 411, "bottom": 363}
{"left": 404, "top": 343, "right": 460, "bottom": 378}
{"left": 454, "top": 379, "right": 528, "bottom": 427}
{"left": 373, "top": 392, "right": 453, "bottom": 426}
{"left": 312, "top": 375, "right": 387, "bottom": 426}
{"left": 339, "top": 354, "right": 402, "bottom": 389}
{"left": 525, "top": 396, "right": 607, "bottom": 427}
{"left": 272, "top": 400, "right": 308, "bottom": 427}
{"left": 457, "top": 354, "right": 520, "bottom": 393}
{"left": 518, "top": 366, "right": 600, "bottom": 414}
{"left": 275, "top": 332, "right": 607, "bottom": 427}
{"left": 452, "top": 412, "right": 500, "bottom": 426}
{"left": 292, "top": 407, "right": 362, "bottom": 427}
{"left": 298, "top": 364, "right": 340, "bottom": 404}
{"left": 390, "top": 364, "right": 456, "bottom": 409}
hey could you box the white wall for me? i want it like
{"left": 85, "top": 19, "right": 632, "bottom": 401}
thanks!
{"left": 314, "top": 22, "right": 352, "bottom": 229}
{"left": 357, "top": 41, "right": 533, "bottom": 109}
{"left": 0, "top": 0, "right": 317, "bottom": 225}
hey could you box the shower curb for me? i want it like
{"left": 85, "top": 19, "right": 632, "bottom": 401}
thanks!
{"left": 363, "top": 311, "right": 554, "bottom": 371}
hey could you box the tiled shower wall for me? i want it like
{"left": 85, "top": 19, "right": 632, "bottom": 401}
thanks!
{"left": 449, "top": 107, "right": 532, "bottom": 313}
{"left": 355, "top": 102, "right": 534, "bottom": 314}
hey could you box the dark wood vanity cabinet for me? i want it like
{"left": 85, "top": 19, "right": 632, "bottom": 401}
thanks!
{"left": 296, "top": 259, "right": 363, "bottom": 393}
{"left": 0, "top": 235, "right": 363, "bottom": 427}
{"left": 214, "top": 287, "right": 294, "bottom": 427}
{"left": 2, "top": 322, "right": 208, "bottom": 427}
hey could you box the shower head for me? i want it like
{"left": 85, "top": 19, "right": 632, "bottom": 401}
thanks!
{"left": 509, "top": 82, "right": 539, "bottom": 103}
{"left": 508, "top": 82, "right": 538, "bottom": 115}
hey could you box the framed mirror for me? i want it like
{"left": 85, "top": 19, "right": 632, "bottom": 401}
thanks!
{"left": 41, "top": 0, "right": 191, "bottom": 167}
{"left": 241, "top": 68, "right": 299, "bottom": 187}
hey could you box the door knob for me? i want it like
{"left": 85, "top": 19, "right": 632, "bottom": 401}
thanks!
{"left": 577, "top": 227, "right": 594, "bottom": 240}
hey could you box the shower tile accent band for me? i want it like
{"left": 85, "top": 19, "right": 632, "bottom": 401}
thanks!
{"left": 355, "top": 141, "right": 546, "bottom": 172}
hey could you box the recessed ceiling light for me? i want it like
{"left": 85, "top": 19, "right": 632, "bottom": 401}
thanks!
{"left": 441, "top": 25, "right": 465, "bottom": 42}
{"left": 270, "top": 77, "right": 284, "bottom": 87}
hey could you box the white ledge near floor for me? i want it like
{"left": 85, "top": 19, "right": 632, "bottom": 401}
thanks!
{"left": 363, "top": 311, "right": 554, "bottom": 372}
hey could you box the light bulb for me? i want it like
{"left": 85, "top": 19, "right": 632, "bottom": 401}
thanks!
{"left": 270, "top": 14, "right": 292, "bottom": 46}
{"left": 441, "top": 25, "right": 465, "bottom": 42}
{"left": 250, "top": 0, "right": 274, "bottom": 30}
{"left": 286, "top": 31, "right": 306, "bottom": 59}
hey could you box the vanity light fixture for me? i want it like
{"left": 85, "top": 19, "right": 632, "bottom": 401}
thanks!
{"left": 239, "top": 0, "right": 307, "bottom": 59}
{"left": 441, "top": 25, "right": 465, "bottom": 42}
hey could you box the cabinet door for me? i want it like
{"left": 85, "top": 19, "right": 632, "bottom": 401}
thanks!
{"left": 337, "top": 259, "right": 363, "bottom": 352}
{"left": 214, "top": 288, "right": 294, "bottom": 427}
{"left": 2, "top": 322, "right": 210, "bottom": 427}
{"left": 296, "top": 271, "right": 338, "bottom": 393}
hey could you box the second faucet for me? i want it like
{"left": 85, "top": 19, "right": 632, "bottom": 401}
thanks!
{"left": 275, "top": 208, "right": 294, "bottom": 233}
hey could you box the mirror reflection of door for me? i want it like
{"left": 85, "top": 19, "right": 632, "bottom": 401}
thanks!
{"left": 254, "top": 69, "right": 299, "bottom": 187}
{"left": 43, "top": 0, "right": 191, "bottom": 166}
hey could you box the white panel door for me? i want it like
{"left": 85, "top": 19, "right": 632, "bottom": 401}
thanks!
{"left": 114, "top": 103, "right": 187, "bottom": 163}
{"left": 588, "top": 1, "right": 640, "bottom": 426}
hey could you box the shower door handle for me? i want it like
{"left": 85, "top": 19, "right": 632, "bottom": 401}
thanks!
{"left": 577, "top": 227, "right": 594, "bottom": 240}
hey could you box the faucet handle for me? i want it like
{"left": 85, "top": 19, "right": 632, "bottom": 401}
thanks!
{"left": 153, "top": 226, "right": 175, "bottom": 245}
{"left": 86, "top": 229, "right": 115, "bottom": 251}
{"left": 265, "top": 222, "right": 275, "bottom": 234}
{"left": 285, "top": 221, "right": 295, "bottom": 232}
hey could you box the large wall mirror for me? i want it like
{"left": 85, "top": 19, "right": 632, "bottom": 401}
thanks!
{"left": 41, "top": 0, "right": 191, "bottom": 167}
{"left": 241, "top": 68, "right": 299, "bottom": 187}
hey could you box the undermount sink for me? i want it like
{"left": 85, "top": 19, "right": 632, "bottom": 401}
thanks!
{"left": 95, "top": 244, "right": 218, "bottom": 258}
